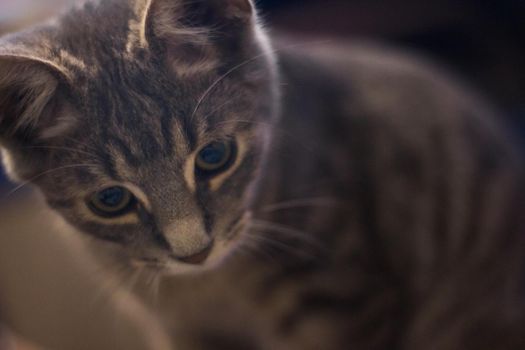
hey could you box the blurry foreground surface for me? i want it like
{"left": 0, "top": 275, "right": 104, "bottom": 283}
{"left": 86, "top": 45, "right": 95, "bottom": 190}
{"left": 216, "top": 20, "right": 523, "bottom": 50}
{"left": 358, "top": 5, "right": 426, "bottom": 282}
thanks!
{"left": 0, "top": 194, "right": 171, "bottom": 350}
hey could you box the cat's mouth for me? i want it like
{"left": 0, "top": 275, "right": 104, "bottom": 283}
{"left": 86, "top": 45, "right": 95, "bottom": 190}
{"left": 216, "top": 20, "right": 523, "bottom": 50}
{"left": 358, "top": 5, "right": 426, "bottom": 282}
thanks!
{"left": 132, "top": 242, "right": 214, "bottom": 268}
{"left": 131, "top": 212, "right": 251, "bottom": 272}
{"left": 175, "top": 242, "right": 214, "bottom": 265}
{"left": 130, "top": 257, "right": 165, "bottom": 270}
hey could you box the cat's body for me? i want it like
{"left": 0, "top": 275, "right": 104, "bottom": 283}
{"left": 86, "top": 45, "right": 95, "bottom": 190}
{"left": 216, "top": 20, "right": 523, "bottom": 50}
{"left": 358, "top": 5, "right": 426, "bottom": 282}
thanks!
{"left": 151, "top": 43, "right": 525, "bottom": 350}
{"left": 0, "top": 1, "right": 524, "bottom": 349}
{"left": 266, "top": 43, "right": 525, "bottom": 349}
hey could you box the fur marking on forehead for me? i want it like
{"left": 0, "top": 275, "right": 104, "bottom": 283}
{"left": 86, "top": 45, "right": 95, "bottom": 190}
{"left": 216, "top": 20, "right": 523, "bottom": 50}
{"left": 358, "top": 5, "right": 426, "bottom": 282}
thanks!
{"left": 126, "top": 0, "right": 211, "bottom": 54}
{"left": 127, "top": 0, "right": 154, "bottom": 53}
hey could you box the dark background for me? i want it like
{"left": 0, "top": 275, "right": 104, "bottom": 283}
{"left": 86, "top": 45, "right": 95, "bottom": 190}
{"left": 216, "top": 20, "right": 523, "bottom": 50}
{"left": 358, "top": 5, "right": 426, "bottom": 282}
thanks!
{"left": 261, "top": 0, "right": 524, "bottom": 128}
{"left": 1, "top": 0, "right": 524, "bottom": 188}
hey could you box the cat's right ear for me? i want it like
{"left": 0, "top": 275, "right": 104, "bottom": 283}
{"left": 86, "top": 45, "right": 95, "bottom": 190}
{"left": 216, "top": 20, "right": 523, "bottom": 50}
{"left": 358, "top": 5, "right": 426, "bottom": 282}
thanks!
{"left": 140, "top": 0, "right": 257, "bottom": 75}
{"left": 143, "top": 0, "right": 255, "bottom": 41}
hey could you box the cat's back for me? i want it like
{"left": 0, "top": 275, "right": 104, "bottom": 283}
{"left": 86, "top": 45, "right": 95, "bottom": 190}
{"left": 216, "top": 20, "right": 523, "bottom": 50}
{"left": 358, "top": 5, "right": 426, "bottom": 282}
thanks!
{"left": 258, "top": 39, "right": 525, "bottom": 350}
{"left": 276, "top": 39, "right": 523, "bottom": 183}
{"left": 278, "top": 40, "right": 512, "bottom": 132}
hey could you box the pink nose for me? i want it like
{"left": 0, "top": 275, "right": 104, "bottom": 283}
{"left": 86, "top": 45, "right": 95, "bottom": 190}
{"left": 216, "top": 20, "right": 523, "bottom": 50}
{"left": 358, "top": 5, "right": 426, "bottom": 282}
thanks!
{"left": 178, "top": 244, "right": 213, "bottom": 264}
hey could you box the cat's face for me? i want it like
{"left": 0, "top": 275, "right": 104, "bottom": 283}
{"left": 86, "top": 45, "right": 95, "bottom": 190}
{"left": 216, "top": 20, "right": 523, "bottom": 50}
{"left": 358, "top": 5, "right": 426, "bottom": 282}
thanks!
{"left": 0, "top": 0, "right": 278, "bottom": 273}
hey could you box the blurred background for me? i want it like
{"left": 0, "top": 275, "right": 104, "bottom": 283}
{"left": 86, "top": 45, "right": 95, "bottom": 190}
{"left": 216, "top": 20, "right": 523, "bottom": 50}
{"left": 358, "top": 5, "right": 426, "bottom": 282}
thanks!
{"left": 0, "top": 0, "right": 524, "bottom": 190}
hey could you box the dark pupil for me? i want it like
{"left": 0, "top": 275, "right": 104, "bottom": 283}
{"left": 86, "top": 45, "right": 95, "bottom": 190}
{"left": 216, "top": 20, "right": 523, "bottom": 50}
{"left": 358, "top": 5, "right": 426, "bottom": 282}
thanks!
{"left": 98, "top": 187, "right": 124, "bottom": 207}
{"left": 200, "top": 142, "right": 226, "bottom": 164}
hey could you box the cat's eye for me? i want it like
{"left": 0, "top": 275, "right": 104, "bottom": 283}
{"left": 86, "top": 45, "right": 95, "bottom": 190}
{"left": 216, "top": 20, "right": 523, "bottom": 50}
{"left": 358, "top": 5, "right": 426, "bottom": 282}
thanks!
{"left": 88, "top": 186, "right": 136, "bottom": 218}
{"left": 195, "top": 140, "right": 236, "bottom": 176}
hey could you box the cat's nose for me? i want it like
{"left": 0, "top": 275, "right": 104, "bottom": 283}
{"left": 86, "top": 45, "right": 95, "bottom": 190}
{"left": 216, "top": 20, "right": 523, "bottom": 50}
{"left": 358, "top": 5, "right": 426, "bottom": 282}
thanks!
{"left": 162, "top": 216, "right": 212, "bottom": 259}
{"left": 178, "top": 242, "right": 213, "bottom": 265}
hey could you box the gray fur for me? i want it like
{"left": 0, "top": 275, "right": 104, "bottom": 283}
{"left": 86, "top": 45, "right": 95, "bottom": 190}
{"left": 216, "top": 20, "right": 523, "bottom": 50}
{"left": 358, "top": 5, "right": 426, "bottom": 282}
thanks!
{"left": 1, "top": 0, "right": 524, "bottom": 349}
{"left": 0, "top": 0, "right": 277, "bottom": 264}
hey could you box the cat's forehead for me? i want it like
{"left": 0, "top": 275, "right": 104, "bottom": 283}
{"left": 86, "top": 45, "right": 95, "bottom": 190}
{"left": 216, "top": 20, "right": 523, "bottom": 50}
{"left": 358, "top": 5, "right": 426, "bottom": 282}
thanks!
{"left": 6, "top": 0, "right": 273, "bottom": 115}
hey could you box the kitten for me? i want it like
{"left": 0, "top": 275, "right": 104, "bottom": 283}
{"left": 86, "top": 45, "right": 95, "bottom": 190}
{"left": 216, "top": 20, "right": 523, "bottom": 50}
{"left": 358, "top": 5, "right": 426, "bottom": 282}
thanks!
{"left": 1, "top": 0, "right": 524, "bottom": 349}
{"left": 1, "top": 0, "right": 278, "bottom": 273}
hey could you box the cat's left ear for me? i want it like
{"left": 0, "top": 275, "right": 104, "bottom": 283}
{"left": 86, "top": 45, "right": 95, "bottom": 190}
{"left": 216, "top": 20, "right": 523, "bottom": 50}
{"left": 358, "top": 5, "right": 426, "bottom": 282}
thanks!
{"left": 142, "top": 0, "right": 257, "bottom": 74}
{"left": 0, "top": 44, "right": 70, "bottom": 144}
{"left": 0, "top": 41, "right": 72, "bottom": 180}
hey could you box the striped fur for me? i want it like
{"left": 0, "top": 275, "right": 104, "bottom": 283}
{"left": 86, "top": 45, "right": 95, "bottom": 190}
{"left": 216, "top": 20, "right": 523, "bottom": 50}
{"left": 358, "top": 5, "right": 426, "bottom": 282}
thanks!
{"left": 0, "top": 0, "right": 275, "bottom": 266}
{"left": 156, "top": 44, "right": 524, "bottom": 350}
{"left": 1, "top": 1, "right": 524, "bottom": 349}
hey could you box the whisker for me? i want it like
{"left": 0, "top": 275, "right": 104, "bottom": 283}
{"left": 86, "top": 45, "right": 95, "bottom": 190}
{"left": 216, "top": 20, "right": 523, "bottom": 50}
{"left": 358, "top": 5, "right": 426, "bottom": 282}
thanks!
{"left": 89, "top": 262, "right": 133, "bottom": 307}
{"left": 191, "top": 54, "right": 269, "bottom": 121}
{"left": 202, "top": 98, "right": 236, "bottom": 120}
{"left": 216, "top": 119, "right": 272, "bottom": 127}
{"left": 260, "top": 197, "right": 346, "bottom": 213}
{"left": 62, "top": 136, "right": 99, "bottom": 153}
{"left": 143, "top": 270, "right": 161, "bottom": 306}
{"left": 216, "top": 119, "right": 317, "bottom": 155}
{"left": 245, "top": 231, "right": 322, "bottom": 260}
{"left": 4, "top": 163, "right": 99, "bottom": 199}
{"left": 150, "top": 272, "right": 161, "bottom": 306}
{"left": 191, "top": 40, "right": 333, "bottom": 121}
{"left": 126, "top": 266, "right": 145, "bottom": 294}
{"left": 251, "top": 219, "right": 324, "bottom": 249}
{"left": 22, "top": 145, "right": 101, "bottom": 159}
{"left": 237, "top": 237, "right": 277, "bottom": 262}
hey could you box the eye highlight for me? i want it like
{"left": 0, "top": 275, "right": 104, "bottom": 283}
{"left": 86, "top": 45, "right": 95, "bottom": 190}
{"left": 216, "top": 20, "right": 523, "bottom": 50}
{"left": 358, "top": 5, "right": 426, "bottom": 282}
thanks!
{"left": 195, "top": 140, "right": 236, "bottom": 177}
{"left": 88, "top": 186, "right": 136, "bottom": 218}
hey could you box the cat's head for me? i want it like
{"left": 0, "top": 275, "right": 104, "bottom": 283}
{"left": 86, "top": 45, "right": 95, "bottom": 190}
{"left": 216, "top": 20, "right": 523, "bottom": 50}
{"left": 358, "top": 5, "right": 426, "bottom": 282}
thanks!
{"left": 0, "top": 0, "right": 278, "bottom": 273}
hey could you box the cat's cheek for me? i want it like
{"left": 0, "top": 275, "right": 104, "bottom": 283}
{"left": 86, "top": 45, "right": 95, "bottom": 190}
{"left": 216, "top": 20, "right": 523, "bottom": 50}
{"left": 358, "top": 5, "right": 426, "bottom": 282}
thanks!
{"left": 207, "top": 210, "right": 252, "bottom": 265}
{"left": 205, "top": 240, "right": 238, "bottom": 267}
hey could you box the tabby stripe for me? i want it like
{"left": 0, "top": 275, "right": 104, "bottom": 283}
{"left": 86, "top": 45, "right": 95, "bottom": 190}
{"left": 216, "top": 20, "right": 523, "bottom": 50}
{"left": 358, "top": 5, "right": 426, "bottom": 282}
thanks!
{"left": 160, "top": 105, "right": 174, "bottom": 156}
{"left": 195, "top": 183, "right": 215, "bottom": 235}
{"left": 430, "top": 128, "right": 449, "bottom": 270}
{"left": 277, "top": 287, "right": 399, "bottom": 348}
{"left": 138, "top": 130, "right": 163, "bottom": 160}
{"left": 353, "top": 121, "right": 409, "bottom": 348}
{"left": 107, "top": 135, "right": 142, "bottom": 168}
{"left": 461, "top": 126, "right": 494, "bottom": 259}
{"left": 180, "top": 113, "right": 198, "bottom": 151}
{"left": 96, "top": 142, "right": 120, "bottom": 180}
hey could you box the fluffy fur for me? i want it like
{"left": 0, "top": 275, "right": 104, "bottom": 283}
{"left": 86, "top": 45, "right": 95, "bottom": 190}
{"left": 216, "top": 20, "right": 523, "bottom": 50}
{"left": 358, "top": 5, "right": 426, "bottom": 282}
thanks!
{"left": 0, "top": 0, "right": 524, "bottom": 349}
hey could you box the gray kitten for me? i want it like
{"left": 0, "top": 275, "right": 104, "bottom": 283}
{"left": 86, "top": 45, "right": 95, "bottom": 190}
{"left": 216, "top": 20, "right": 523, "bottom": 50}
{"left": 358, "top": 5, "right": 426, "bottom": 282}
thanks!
{"left": 1, "top": 0, "right": 524, "bottom": 349}
{"left": 1, "top": 0, "right": 277, "bottom": 272}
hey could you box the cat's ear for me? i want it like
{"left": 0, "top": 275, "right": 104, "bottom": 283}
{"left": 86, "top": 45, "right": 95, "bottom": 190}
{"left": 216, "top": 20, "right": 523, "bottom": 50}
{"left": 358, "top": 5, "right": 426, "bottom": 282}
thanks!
{"left": 0, "top": 45, "right": 70, "bottom": 145}
{"left": 0, "top": 42, "right": 72, "bottom": 181}
{"left": 145, "top": 0, "right": 255, "bottom": 39}
{"left": 142, "top": 0, "right": 256, "bottom": 75}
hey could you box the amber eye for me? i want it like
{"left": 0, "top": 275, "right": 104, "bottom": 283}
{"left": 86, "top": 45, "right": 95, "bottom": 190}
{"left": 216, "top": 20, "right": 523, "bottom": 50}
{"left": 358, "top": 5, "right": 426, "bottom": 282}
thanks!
{"left": 195, "top": 140, "right": 236, "bottom": 177}
{"left": 88, "top": 186, "right": 135, "bottom": 218}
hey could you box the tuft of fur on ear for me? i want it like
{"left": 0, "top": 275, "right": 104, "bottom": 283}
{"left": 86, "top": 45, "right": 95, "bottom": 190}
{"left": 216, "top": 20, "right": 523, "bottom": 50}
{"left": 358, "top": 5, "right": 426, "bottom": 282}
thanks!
{"left": 141, "top": 0, "right": 256, "bottom": 76}
{"left": 146, "top": 0, "right": 254, "bottom": 41}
